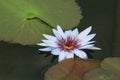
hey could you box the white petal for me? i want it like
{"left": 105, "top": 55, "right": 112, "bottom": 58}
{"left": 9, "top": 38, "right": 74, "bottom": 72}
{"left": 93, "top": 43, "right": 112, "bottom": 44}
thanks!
{"left": 65, "top": 30, "right": 72, "bottom": 37}
{"left": 37, "top": 43, "right": 48, "bottom": 46}
{"left": 52, "top": 29, "right": 62, "bottom": 40}
{"left": 80, "top": 44, "right": 94, "bottom": 49}
{"left": 72, "top": 28, "right": 79, "bottom": 36}
{"left": 51, "top": 48, "right": 61, "bottom": 55}
{"left": 38, "top": 47, "right": 52, "bottom": 51}
{"left": 80, "top": 41, "right": 95, "bottom": 46}
{"left": 58, "top": 51, "right": 66, "bottom": 62}
{"left": 87, "top": 47, "right": 101, "bottom": 50}
{"left": 77, "top": 26, "right": 92, "bottom": 39}
{"left": 52, "top": 25, "right": 66, "bottom": 39}
{"left": 43, "top": 34, "right": 56, "bottom": 41}
{"left": 74, "top": 49, "right": 88, "bottom": 59}
{"left": 82, "top": 34, "right": 96, "bottom": 43}
{"left": 57, "top": 25, "right": 64, "bottom": 34}
{"left": 66, "top": 53, "right": 74, "bottom": 59}
{"left": 57, "top": 25, "right": 66, "bottom": 39}
{"left": 42, "top": 40, "right": 58, "bottom": 47}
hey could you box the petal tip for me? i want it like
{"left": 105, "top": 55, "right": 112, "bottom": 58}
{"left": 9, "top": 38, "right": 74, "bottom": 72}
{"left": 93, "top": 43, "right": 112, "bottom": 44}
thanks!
{"left": 57, "top": 25, "right": 62, "bottom": 29}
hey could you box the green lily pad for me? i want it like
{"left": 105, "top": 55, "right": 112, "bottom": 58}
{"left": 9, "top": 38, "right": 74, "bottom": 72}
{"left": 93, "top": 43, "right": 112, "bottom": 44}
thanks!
{"left": 101, "top": 57, "right": 120, "bottom": 71}
{"left": 83, "top": 68, "right": 120, "bottom": 80}
{"left": 0, "top": 0, "right": 82, "bottom": 45}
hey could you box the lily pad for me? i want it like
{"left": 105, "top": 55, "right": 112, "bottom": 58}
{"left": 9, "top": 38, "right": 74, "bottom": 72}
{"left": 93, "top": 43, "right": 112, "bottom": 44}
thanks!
{"left": 101, "top": 57, "right": 120, "bottom": 71}
{"left": 45, "top": 58, "right": 100, "bottom": 80}
{"left": 0, "top": 0, "right": 82, "bottom": 45}
{"left": 83, "top": 68, "right": 120, "bottom": 80}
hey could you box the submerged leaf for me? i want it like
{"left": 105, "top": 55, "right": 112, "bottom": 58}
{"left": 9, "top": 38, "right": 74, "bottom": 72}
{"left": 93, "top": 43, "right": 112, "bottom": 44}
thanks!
{"left": 83, "top": 68, "right": 120, "bottom": 80}
{"left": 101, "top": 57, "right": 120, "bottom": 71}
{"left": 0, "top": 0, "right": 82, "bottom": 45}
{"left": 45, "top": 58, "right": 100, "bottom": 80}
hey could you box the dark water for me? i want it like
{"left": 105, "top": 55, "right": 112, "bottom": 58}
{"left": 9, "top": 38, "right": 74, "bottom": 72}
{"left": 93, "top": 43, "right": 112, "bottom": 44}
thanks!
{"left": 0, "top": 41, "right": 56, "bottom": 80}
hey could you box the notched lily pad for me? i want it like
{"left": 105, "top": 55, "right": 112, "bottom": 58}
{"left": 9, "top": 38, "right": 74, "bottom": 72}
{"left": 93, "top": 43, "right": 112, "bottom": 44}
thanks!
{"left": 45, "top": 58, "right": 101, "bottom": 80}
{"left": 0, "top": 0, "right": 82, "bottom": 45}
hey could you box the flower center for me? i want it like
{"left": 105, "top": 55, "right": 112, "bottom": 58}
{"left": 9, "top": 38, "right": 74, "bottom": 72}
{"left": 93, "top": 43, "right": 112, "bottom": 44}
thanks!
{"left": 63, "top": 41, "right": 74, "bottom": 50}
{"left": 58, "top": 36, "right": 79, "bottom": 51}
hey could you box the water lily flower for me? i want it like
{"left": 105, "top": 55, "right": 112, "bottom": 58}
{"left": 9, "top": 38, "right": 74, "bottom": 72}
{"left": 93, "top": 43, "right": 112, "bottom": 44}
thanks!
{"left": 37, "top": 25, "right": 101, "bottom": 62}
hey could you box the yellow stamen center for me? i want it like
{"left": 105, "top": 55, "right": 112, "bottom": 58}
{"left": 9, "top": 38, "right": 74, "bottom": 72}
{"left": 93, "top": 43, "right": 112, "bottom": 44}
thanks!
{"left": 63, "top": 41, "right": 74, "bottom": 50}
{"left": 63, "top": 45, "right": 74, "bottom": 50}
